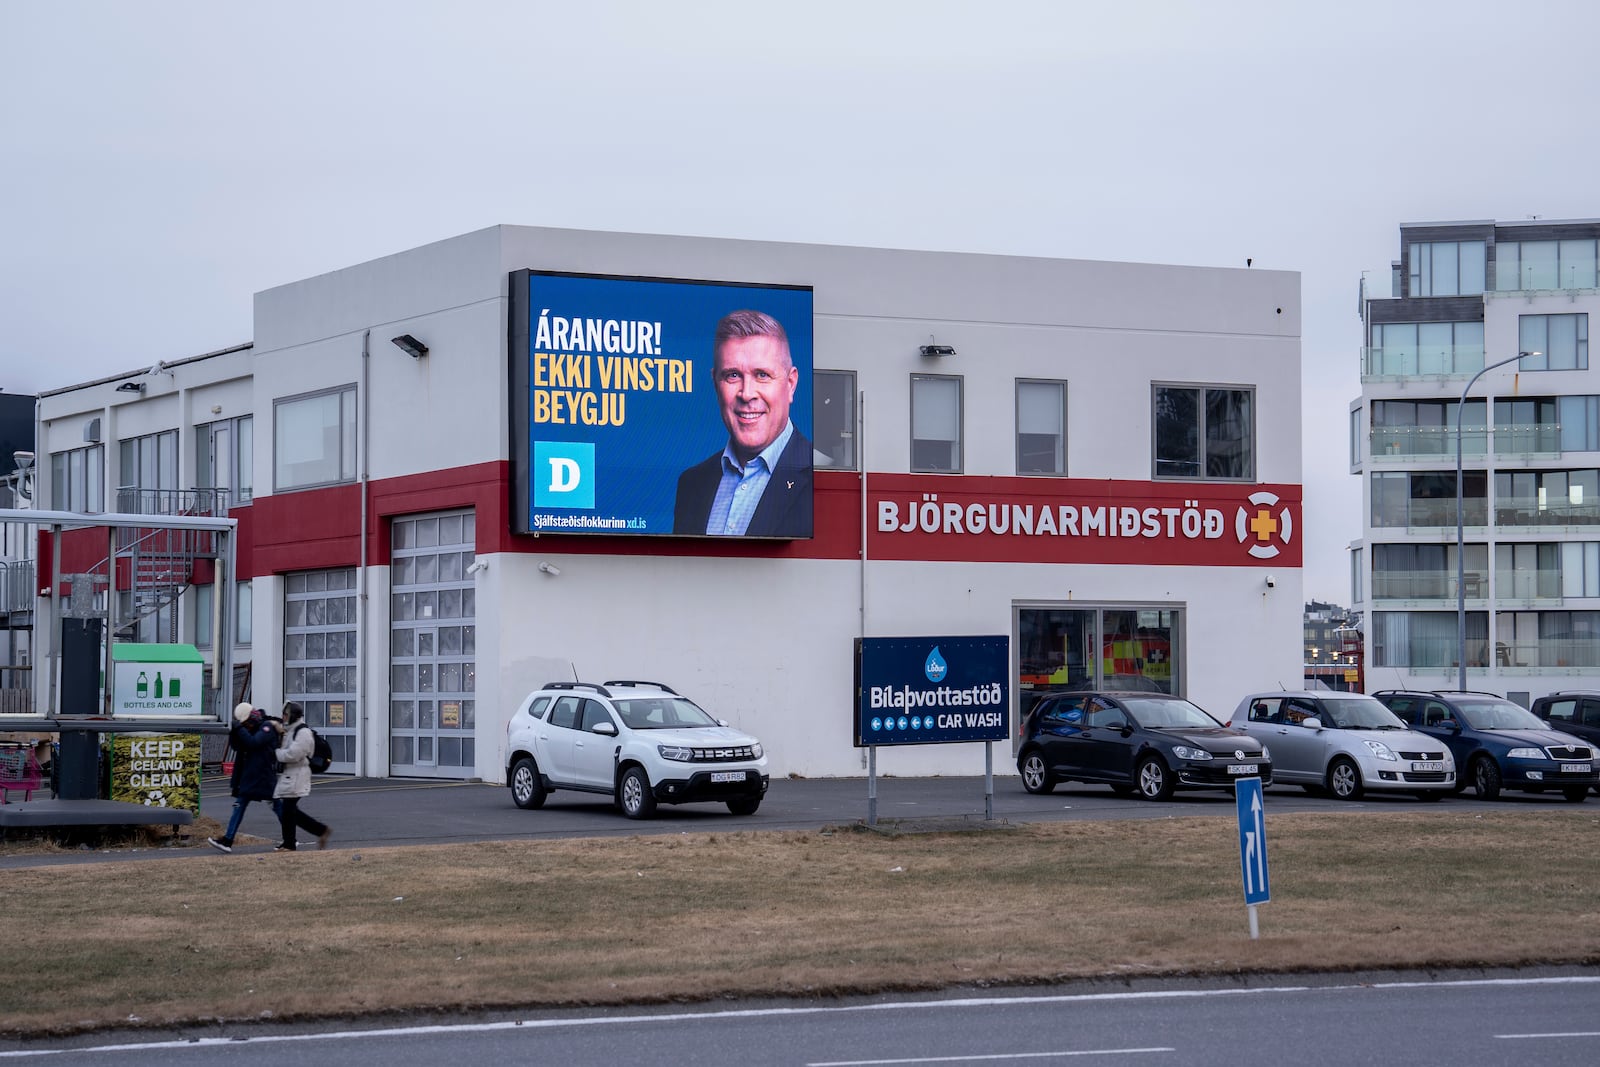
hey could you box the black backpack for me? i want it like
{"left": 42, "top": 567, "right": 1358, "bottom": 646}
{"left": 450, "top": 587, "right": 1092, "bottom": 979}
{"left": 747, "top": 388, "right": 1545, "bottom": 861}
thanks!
{"left": 297, "top": 722, "right": 334, "bottom": 773}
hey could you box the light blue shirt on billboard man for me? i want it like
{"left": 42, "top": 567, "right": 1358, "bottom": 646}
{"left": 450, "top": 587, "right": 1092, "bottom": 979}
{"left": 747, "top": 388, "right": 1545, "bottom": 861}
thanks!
{"left": 673, "top": 309, "right": 814, "bottom": 537}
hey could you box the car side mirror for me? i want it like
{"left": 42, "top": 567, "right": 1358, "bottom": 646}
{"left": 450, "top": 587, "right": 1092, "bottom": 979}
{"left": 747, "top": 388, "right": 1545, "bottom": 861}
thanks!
{"left": 592, "top": 721, "right": 618, "bottom": 736}
{"left": 1300, "top": 716, "right": 1322, "bottom": 731}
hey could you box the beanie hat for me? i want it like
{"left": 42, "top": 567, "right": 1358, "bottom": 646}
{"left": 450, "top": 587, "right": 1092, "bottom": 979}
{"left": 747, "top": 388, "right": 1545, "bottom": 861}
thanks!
{"left": 233, "top": 701, "right": 255, "bottom": 723}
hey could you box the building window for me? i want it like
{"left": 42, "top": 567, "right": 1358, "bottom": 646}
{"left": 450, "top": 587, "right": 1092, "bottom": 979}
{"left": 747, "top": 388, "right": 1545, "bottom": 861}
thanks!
{"left": 1351, "top": 546, "right": 1364, "bottom": 605}
{"left": 1350, "top": 408, "right": 1362, "bottom": 467}
{"left": 1372, "top": 542, "right": 1486, "bottom": 599}
{"left": 1153, "top": 385, "right": 1253, "bottom": 479}
{"left": 1371, "top": 399, "right": 1486, "bottom": 458}
{"left": 192, "top": 579, "right": 252, "bottom": 648}
{"left": 1016, "top": 379, "right": 1067, "bottom": 475}
{"left": 1495, "top": 239, "right": 1599, "bottom": 291}
{"left": 813, "top": 370, "right": 857, "bottom": 470}
{"left": 1494, "top": 468, "right": 1600, "bottom": 525}
{"left": 285, "top": 568, "right": 358, "bottom": 769}
{"left": 118, "top": 430, "right": 179, "bottom": 514}
{"left": 1373, "top": 611, "right": 1487, "bottom": 667}
{"left": 1371, "top": 470, "right": 1486, "bottom": 527}
{"left": 1519, "top": 314, "right": 1588, "bottom": 371}
{"left": 275, "top": 385, "right": 356, "bottom": 491}
{"left": 1561, "top": 542, "right": 1600, "bottom": 597}
{"left": 1558, "top": 396, "right": 1600, "bottom": 452}
{"left": 910, "top": 374, "right": 962, "bottom": 473}
{"left": 49, "top": 445, "right": 104, "bottom": 513}
{"left": 197, "top": 415, "right": 253, "bottom": 507}
{"left": 1408, "top": 240, "right": 1485, "bottom": 297}
{"left": 1367, "top": 321, "right": 1484, "bottom": 376}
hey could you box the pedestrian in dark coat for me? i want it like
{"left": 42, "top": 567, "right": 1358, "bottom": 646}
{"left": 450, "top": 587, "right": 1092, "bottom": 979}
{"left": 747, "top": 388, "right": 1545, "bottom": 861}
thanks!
{"left": 207, "top": 702, "right": 281, "bottom": 853}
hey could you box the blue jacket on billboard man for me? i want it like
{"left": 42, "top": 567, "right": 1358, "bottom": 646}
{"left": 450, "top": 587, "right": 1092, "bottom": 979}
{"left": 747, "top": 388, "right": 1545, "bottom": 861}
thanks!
{"left": 673, "top": 309, "right": 814, "bottom": 537}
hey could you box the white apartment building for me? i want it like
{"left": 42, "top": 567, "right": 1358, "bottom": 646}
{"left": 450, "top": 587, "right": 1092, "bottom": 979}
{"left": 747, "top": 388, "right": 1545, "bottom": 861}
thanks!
{"left": 1353, "top": 219, "right": 1600, "bottom": 704}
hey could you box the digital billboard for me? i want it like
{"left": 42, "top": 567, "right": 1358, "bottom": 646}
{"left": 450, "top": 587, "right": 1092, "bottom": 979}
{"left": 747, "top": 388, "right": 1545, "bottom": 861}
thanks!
{"left": 510, "top": 270, "right": 814, "bottom": 538}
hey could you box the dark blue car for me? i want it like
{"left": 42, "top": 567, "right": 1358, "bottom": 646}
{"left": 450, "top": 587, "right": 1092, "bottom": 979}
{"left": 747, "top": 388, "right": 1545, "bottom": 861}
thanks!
{"left": 1373, "top": 690, "right": 1597, "bottom": 802}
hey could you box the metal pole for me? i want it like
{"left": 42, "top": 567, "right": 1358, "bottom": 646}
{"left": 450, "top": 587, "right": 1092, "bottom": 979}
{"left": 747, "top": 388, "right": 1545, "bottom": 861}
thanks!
{"left": 867, "top": 745, "right": 877, "bottom": 826}
{"left": 1456, "top": 350, "right": 1535, "bottom": 691}
{"left": 984, "top": 741, "right": 993, "bottom": 822}
{"left": 1248, "top": 903, "right": 1259, "bottom": 940}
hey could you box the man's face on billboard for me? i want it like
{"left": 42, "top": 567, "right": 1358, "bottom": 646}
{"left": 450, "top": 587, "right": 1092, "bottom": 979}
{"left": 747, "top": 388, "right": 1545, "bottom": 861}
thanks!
{"left": 714, "top": 333, "right": 797, "bottom": 463}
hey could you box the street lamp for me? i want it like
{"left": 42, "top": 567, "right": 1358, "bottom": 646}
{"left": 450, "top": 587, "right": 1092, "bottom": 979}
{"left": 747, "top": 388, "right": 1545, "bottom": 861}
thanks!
{"left": 1455, "top": 349, "right": 1539, "bottom": 691}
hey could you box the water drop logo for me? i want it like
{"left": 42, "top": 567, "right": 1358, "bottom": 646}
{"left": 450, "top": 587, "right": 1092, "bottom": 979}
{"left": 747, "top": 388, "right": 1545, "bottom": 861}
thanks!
{"left": 924, "top": 647, "right": 948, "bottom": 683}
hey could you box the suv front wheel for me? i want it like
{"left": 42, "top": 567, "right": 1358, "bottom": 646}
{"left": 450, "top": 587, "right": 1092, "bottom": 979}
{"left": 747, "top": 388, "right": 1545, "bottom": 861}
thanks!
{"left": 510, "top": 757, "right": 547, "bottom": 810}
{"left": 619, "top": 765, "right": 657, "bottom": 819}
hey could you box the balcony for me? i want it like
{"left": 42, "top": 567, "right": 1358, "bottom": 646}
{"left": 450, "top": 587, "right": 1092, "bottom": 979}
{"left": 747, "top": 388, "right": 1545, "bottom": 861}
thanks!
{"left": 1492, "top": 639, "right": 1600, "bottom": 670}
{"left": 1370, "top": 426, "right": 1486, "bottom": 459}
{"left": 1494, "top": 497, "right": 1600, "bottom": 528}
{"left": 1361, "top": 344, "right": 1485, "bottom": 381}
{"left": 1372, "top": 569, "right": 1487, "bottom": 601}
{"left": 1374, "top": 499, "right": 1488, "bottom": 529}
{"left": 1491, "top": 425, "right": 1562, "bottom": 457}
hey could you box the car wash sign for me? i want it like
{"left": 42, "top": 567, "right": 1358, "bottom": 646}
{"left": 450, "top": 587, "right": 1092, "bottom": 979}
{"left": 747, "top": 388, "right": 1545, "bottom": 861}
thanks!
{"left": 855, "top": 635, "right": 1009, "bottom": 746}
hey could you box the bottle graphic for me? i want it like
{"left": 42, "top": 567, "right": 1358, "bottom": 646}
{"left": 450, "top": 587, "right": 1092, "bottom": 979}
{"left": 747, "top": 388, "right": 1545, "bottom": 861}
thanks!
{"left": 168, "top": 675, "right": 181, "bottom": 699}
{"left": 136, "top": 671, "right": 149, "bottom": 698}
{"left": 154, "top": 672, "right": 164, "bottom": 699}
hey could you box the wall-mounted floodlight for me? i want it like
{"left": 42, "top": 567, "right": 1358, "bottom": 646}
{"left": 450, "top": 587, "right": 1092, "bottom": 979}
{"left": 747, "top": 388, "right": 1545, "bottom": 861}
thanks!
{"left": 391, "top": 334, "right": 429, "bottom": 359}
{"left": 919, "top": 344, "right": 956, "bottom": 357}
{"left": 115, "top": 381, "right": 146, "bottom": 393}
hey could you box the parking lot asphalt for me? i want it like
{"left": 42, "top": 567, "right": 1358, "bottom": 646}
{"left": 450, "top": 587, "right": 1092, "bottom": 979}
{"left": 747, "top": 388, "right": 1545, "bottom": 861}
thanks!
{"left": 5, "top": 769, "right": 1586, "bottom": 869}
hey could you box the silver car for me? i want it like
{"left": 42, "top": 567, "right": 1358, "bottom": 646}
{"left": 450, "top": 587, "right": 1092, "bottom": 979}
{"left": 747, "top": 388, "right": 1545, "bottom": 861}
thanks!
{"left": 1228, "top": 691, "right": 1455, "bottom": 800}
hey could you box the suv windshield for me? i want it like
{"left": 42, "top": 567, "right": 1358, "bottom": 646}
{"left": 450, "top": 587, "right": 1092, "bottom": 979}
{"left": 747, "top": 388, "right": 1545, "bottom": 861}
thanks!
{"left": 1122, "top": 698, "right": 1221, "bottom": 730}
{"left": 1320, "top": 696, "right": 1407, "bottom": 730}
{"left": 1452, "top": 699, "right": 1546, "bottom": 731}
{"left": 612, "top": 697, "right": 720, "bottom": 730}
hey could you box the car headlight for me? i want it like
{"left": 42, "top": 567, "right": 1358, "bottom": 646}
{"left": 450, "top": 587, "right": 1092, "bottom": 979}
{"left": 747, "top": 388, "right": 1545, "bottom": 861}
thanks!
{"left": 1171, "top": 745, "right": 1212, "bottom": 761}
{"left": 657, "top": 745, "right": 693, "bottom": 762}
{"left": 1362, "top": 740, "right": 1398, "bottom": 761}
{"left": 1505, "top": 747, "right": 1544, "bottom": 760}
{"left": 1259, "top": 745, "right": 1270, "bottom": 762}
{"left": 751, "top": 742, "right": 764, "bottom": 760}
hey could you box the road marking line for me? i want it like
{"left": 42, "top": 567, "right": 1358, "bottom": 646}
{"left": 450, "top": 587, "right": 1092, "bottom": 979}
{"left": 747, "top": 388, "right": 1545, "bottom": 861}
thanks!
{"left": 1495, "top": 1031, "right": 1600, "bottom": 1039}
{"left": 809, "top": 1050, "right": 1173, "bottom": 1065}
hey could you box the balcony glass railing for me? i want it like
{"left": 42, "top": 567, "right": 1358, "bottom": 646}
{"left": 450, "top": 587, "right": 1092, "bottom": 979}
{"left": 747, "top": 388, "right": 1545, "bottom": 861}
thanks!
{"left": 1492, "top": 425, "right": 1563, "bottom": 454}
{"left": 1493, "top": 570, "right": 1563, "bottom": 600}
{"left": 1492, "top": 639, "right": 1600, "bottom": 669}
{"left": 1494, "top": 497, "right": 1600, "bottom": 526}
{"left": 1372, "top": 570, "right": 1487, "bottom": 600}
{"left": 1374, "top": 500, "right": 1488, "bottom": 528}
{"left": 1370, "top": 427, "right": 1486, "bottom": 457}
{"left": 1362, "top": 345, "right": 1486, "bottom": 378}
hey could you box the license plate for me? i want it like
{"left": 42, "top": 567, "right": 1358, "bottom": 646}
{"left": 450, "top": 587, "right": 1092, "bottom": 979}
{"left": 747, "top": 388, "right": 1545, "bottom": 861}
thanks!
{"left": 1227, "top": 764, "right": 1258, "bottom": 775}
{"left": 710, "top": 771, "right": 745, "bottom": 783}
{"left": 1412, "top": 761, "right": 1445, "bottom": 772}
{"left": 1561, "top": 763, "right": 1592, "bottom": 774}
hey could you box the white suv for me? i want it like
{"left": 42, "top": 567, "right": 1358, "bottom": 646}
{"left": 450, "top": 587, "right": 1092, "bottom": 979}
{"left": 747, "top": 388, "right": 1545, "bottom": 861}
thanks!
{"left": 504, "top": 680, "right": 769, "bottom": 818}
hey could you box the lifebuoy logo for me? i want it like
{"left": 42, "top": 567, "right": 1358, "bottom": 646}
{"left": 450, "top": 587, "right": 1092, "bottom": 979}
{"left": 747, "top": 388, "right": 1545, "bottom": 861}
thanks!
{"left": 1235, "top": 490, "right": 1293, "bottom": 560}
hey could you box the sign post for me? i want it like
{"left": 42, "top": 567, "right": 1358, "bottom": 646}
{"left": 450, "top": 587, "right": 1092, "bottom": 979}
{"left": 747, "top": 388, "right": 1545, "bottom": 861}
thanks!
{"left": 1235, "top": 776, "right": 1270, "bottom": 938}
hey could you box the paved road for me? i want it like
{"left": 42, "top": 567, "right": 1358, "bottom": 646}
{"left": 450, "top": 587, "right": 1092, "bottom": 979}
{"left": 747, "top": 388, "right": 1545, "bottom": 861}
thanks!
{"left": 3, "top": 770, "right": 1587, "bottom": 868}
{"left": 7, "top": 971, "right": 1599, "bottom": 1065}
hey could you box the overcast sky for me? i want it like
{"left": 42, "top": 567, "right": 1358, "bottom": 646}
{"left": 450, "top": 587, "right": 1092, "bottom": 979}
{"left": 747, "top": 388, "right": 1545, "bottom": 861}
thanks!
{"left": 4, "top": 0, "right": 1598, "bottom": 602}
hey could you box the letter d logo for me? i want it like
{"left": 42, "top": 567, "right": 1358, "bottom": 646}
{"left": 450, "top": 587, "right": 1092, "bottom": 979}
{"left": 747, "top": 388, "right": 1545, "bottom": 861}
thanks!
{"left": 533, "top": 442, "right": 595, "bottom": 509}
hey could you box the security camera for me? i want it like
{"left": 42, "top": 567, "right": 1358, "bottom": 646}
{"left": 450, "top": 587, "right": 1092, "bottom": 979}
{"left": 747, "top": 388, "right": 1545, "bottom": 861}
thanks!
{"left": 1265, "top": 574, "right": 1276, "bottom": 588}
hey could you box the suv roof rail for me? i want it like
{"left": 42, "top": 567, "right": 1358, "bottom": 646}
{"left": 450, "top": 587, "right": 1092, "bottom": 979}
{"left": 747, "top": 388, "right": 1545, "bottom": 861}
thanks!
{"left": 1430, "top": 689, "right": 1504, "bottom": 698}
{"left": 543, "top": 681, "right": 613, "bottom": 697}
{"left": 602, "top": 679, "right": 679, "bottom": 695}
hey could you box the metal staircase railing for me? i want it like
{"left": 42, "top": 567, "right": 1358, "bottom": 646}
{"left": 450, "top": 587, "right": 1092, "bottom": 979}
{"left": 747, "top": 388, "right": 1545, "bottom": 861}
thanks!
{"left": 76, "top": 488, "right": 233, "bottom": 635}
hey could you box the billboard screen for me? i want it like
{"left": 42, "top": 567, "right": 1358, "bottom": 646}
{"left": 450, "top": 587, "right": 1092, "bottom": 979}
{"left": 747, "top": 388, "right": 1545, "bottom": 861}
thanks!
{"left": 510, "top": 270, "right": 814, "bottom": 538}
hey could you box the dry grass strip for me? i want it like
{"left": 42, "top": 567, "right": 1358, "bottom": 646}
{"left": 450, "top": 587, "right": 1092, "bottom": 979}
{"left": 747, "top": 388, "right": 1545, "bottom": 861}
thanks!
{"left": 3, "top": 809, "right": 1597, "bottom": 1036}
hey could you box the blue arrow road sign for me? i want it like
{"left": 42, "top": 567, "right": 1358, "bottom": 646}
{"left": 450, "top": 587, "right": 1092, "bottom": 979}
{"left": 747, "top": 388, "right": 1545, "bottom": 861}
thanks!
{"left": 1235, "top": 776, "right": 1270, "bottom": 905}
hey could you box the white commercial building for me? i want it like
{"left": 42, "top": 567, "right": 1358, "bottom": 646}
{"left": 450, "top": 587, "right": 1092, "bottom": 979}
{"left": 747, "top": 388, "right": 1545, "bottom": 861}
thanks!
{"left": 32, "top": 226, "right": 1304, "bottom": 780}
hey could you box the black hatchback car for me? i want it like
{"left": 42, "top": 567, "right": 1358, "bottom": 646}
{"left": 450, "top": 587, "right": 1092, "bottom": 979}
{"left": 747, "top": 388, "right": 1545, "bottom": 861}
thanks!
{"left": 1017, "top": 691, "right": 1271, "bottom": 801}
{"left": 1373, "top": 690, "right": 1597, "bottom": 802}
